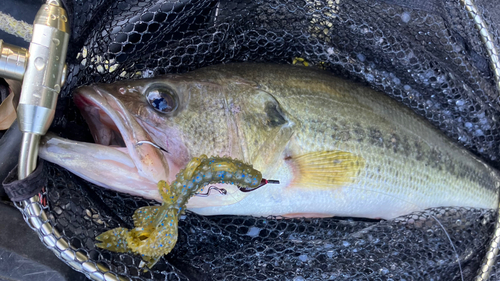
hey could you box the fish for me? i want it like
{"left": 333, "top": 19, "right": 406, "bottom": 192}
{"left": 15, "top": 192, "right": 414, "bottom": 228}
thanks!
{"left": 39, "top": 63, "right": 500, "bottom": 219}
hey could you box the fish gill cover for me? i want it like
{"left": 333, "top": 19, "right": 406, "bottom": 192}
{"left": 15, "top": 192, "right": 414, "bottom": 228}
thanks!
{"left": 22, "top": 0, "right": 500, "bottom": 280}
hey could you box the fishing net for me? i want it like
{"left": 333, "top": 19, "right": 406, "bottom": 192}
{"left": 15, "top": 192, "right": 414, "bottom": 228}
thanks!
{"left": 4, "top": 0, "right": 500, "bottom": 280}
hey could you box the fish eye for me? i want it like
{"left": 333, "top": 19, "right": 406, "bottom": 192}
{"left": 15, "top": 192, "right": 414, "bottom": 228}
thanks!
{"left": 145, "top": 86, "right": 178, "bottom": 113}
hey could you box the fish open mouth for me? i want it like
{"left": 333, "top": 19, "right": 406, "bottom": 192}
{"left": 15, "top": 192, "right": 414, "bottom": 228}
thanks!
{"left": 74, "top": 92, "right": 127, "bottom": 148}
{"left": 39, "top": 85, "right": 170, "bottom": 201}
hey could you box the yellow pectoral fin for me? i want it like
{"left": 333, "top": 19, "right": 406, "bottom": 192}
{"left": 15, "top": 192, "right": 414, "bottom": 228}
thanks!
{"left": 288, "top": 150, "right": 365, "bottom": 189}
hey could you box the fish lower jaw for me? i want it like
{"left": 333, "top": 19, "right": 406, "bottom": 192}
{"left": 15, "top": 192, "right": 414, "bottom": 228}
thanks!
{"left": 39, "top": 133, "right": 163, "bottom": 202}
{"left": 73, "top": 167, "right": 162, "bottom": 202}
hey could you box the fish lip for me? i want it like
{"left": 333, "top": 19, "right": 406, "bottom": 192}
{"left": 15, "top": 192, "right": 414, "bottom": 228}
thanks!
{"left": 73, "top": 85, "right": 169, "bottom": 184}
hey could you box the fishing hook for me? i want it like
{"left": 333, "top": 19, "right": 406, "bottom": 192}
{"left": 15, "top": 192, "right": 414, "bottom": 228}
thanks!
{"left": 136, "top": 140, "right": 169, "bottom": 154}
{"left": 195, "top": 186, "right": 228, "bottom": 197}
{"left": 237, "top": 178, "right": 280, "bottom": 192}
{"left": 195, "top": 179, "right": 281, "bottom": 197}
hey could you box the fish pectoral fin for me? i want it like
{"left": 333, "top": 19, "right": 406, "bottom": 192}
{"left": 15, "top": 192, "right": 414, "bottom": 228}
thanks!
{"left": 250, "top": 124, "right": 295, "bottom": 175}
{"left": 288, "top": 150, "right": 365, "bottom": 189}
{"left": 233, "top": 88, "right": 297, "bottom": 176}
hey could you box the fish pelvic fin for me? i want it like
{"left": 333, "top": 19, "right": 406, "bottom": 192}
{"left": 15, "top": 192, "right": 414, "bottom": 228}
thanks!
{"left": 287, "top": 150, "right": 365, "bottom": 189}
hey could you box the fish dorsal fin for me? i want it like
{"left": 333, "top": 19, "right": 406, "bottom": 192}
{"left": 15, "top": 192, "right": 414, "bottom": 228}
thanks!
{"left": 288, "top": 151, "right": 365, "bottom": 189}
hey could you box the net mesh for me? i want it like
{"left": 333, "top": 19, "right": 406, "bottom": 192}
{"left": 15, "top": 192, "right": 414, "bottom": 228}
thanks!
{"left": 43, "top": 162, "right": 498, "bottom": 280}
{"left": 22, "top": 0, "right": 500, "bottom": 279}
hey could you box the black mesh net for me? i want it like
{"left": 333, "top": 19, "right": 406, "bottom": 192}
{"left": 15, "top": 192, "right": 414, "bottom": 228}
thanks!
{"left": 20, "top": 0, "right": 500, "bottom": 279}
{"left": 43, "top": 162, "right": 498, "bottom": 280}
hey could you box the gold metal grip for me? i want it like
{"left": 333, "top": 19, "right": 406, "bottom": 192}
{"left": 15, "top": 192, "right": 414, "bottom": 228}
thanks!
{"left": 0, "top": 40, "right": 28, "bottom": 81}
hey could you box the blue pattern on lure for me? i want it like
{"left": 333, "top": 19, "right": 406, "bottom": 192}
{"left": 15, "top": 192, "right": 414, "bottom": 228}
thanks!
{"left": 95, "top": 155, "right": 262, "bottom": 268}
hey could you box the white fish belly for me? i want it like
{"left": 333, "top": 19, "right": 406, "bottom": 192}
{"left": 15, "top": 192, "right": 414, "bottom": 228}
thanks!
{"left": 187, "top": 157, "right": 498, "bottom": 219}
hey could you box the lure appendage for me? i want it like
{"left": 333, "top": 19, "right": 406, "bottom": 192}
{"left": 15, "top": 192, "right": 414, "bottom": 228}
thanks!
{"left": 95, "top": 155, "right": 262, "bottom": 268}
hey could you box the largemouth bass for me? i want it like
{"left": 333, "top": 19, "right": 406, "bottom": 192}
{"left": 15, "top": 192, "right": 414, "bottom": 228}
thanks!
{"left": 39, "top": 63, "right": 500, "bottom": 219}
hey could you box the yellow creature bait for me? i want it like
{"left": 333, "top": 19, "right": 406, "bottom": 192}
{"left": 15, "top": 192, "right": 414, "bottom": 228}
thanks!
{"left": 95, "top": 155, "right": 263, "bottom": 268}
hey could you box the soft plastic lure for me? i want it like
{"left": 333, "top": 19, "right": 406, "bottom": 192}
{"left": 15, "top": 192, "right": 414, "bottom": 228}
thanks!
{"left": 95, "top": 155, "right": 262, "bottom": 268}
